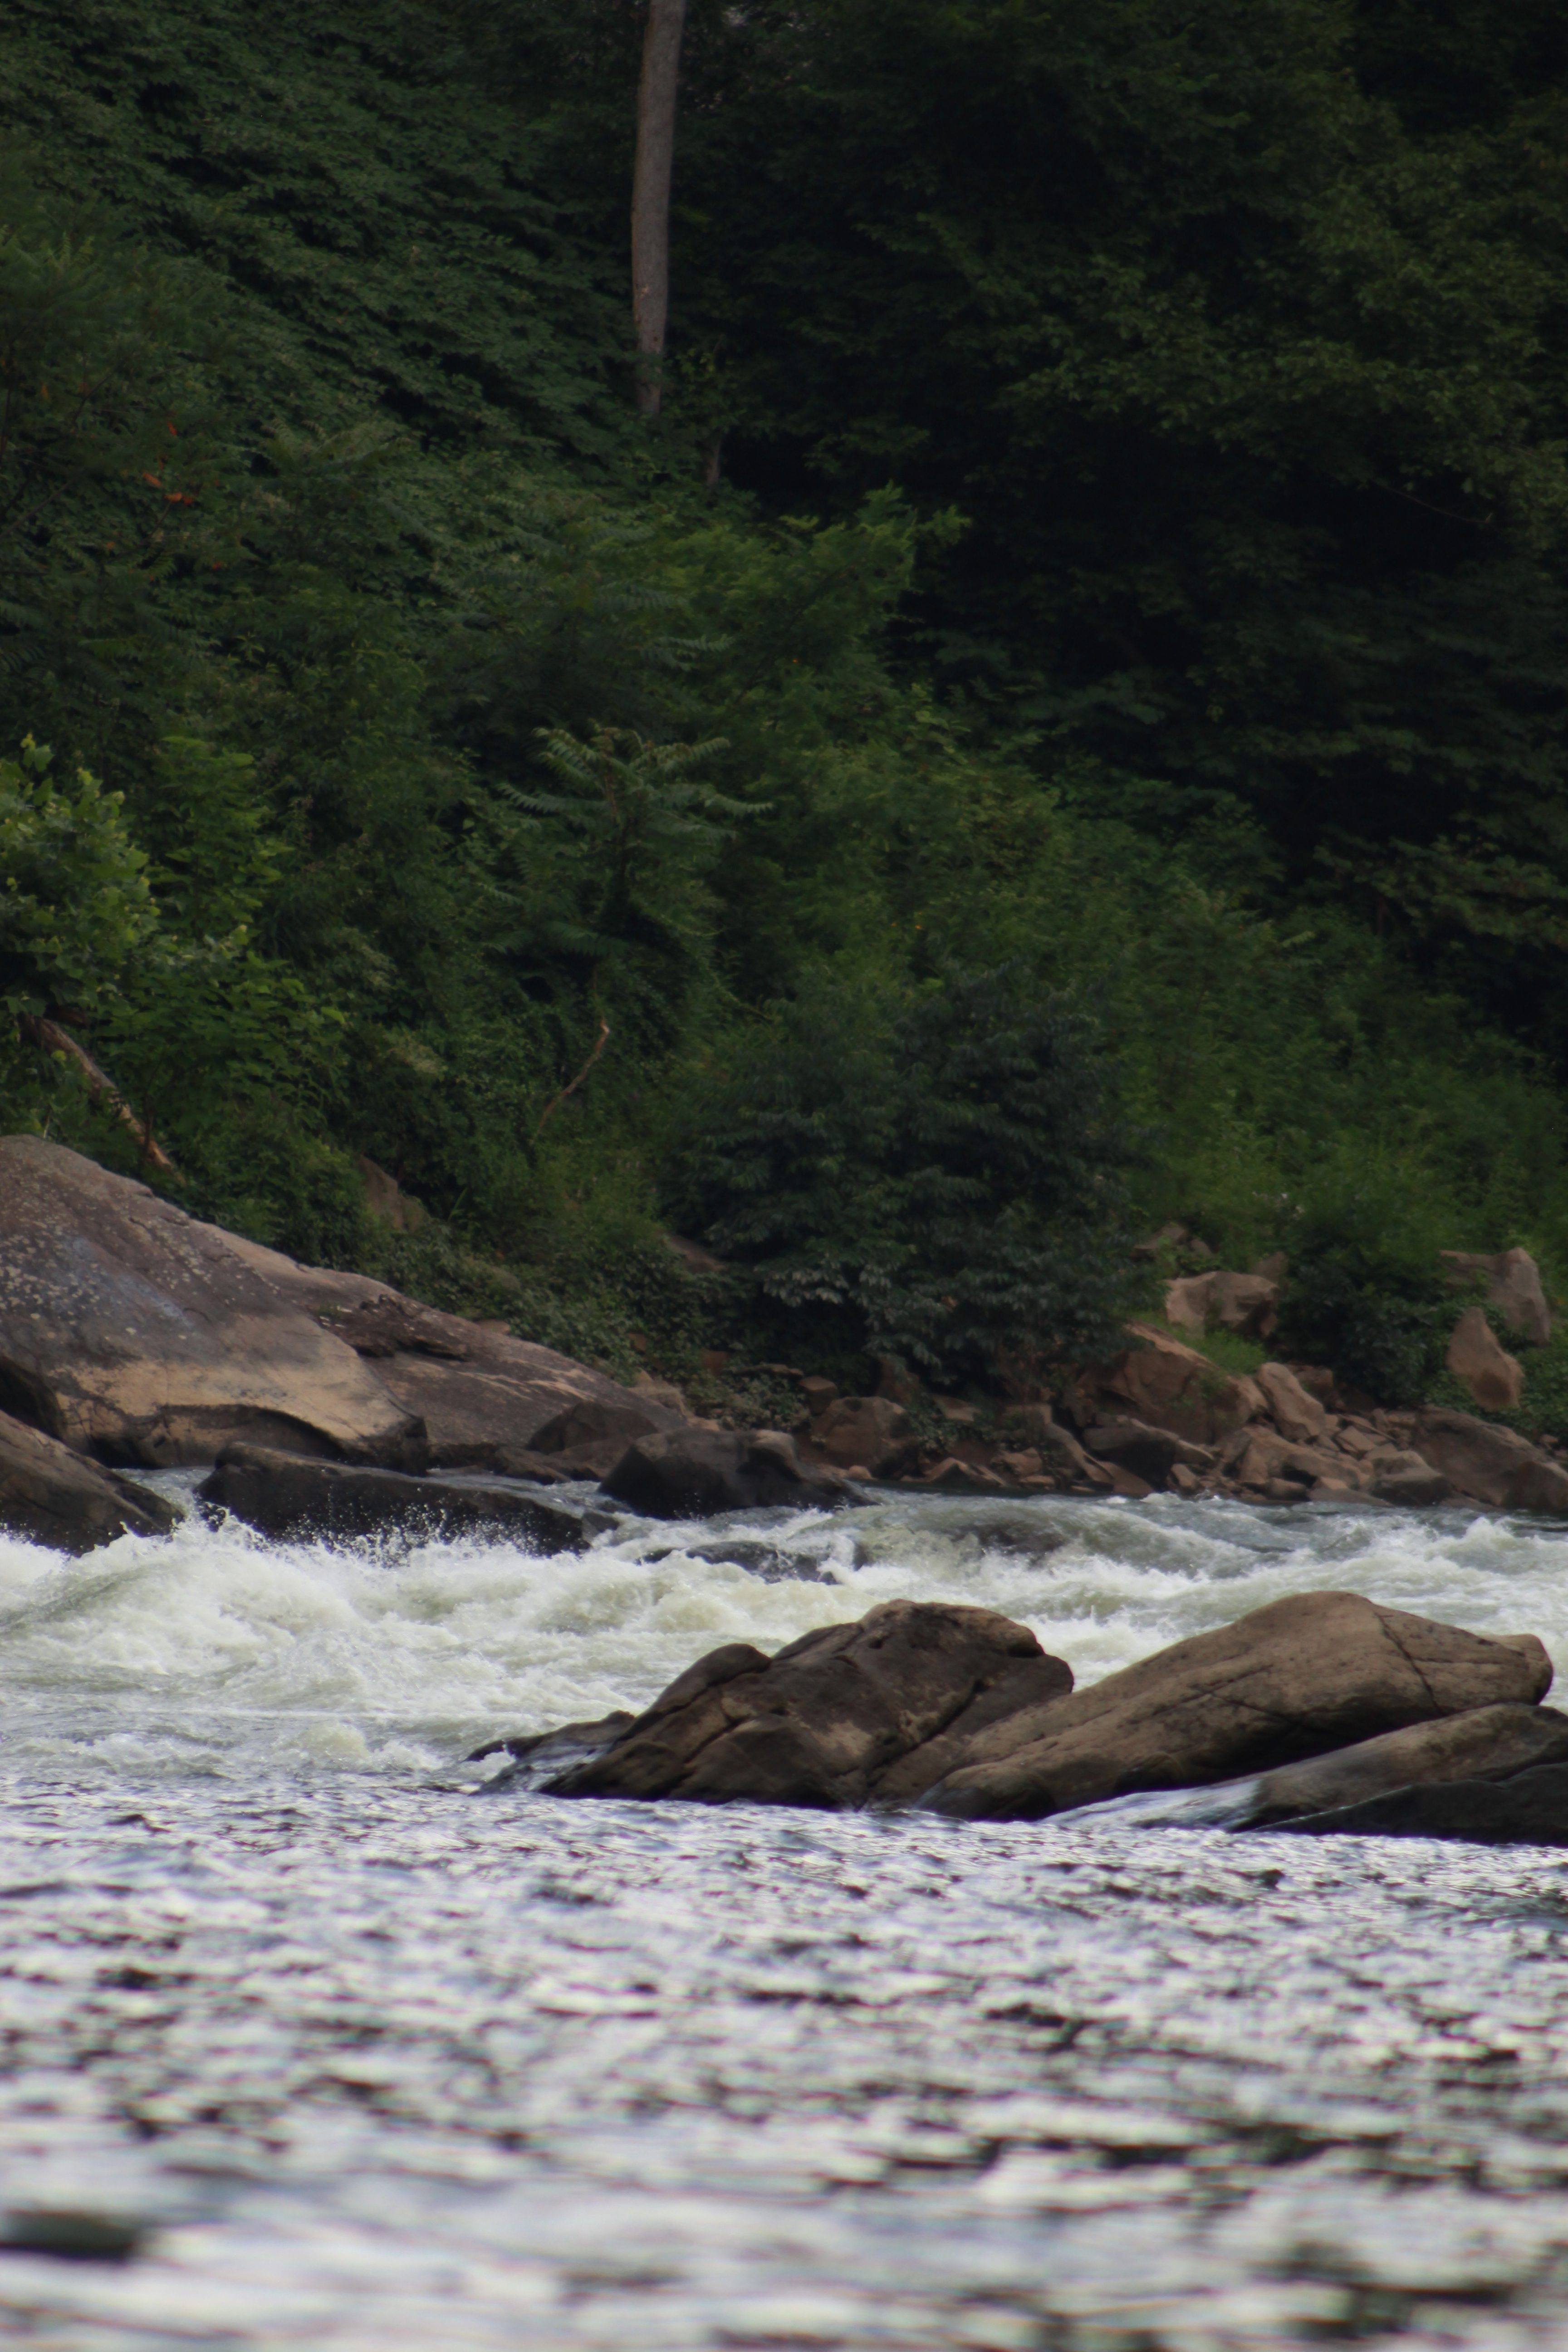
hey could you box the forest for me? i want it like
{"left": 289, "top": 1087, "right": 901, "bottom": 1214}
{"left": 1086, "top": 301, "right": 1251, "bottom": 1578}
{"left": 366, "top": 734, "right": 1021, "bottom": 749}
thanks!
{"left": 4, "top": 0, "right": 1568, "bottom": 1420}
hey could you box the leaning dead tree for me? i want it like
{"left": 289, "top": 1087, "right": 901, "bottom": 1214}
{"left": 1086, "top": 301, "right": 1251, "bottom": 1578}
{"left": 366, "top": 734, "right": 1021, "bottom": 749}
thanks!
{"left": 631, "top": 0, "right": 687, "bottom": 415}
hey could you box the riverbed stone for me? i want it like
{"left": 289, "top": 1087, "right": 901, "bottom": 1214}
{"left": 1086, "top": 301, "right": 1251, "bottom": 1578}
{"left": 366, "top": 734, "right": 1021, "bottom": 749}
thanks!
{"left": 1066, "top": 1323, "right": 1262, "bottom": 1448}
{"left": 1268, "top": 1760, "right": 1568, "bottom": 1845}
{"left": 1410, "top": 1407, "right": 1568, "bottom": 1513}
{"left": 1082, "top": 1418, "right": 1214, "bottom": 1489}
{"left": 547, "top": 1599, "right": 1075, "bottom": 1808}
{"left": 919, "top": 1591, "right": 1553, "bottom": 1822}
{"left": 0, "top": 1406, "right": 177, "bottom": 1553}
{"left": 1255, "top": 1362, "right": 1328, "bottom": 1444}
{"left": 198, "top": 1444, "right": 594, "bottom": 1550}
{"left": 600, "top": 1426, "right": 845, "bottom": 1517}
{"left": 1236, "top": 1702, "right": 1568, "bottom": 1830}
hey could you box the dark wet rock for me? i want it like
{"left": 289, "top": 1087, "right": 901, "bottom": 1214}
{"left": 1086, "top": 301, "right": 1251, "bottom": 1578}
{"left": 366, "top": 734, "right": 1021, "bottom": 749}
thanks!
{"left": 197, "top": 1444, "right": 594, "bottom": 1550}
{"left": 0, "top": 1136, "right": 424, "bottom": 1468}
{"left": 920, "top": 1590, "right": 1553, "bottom": 1822}
{"left": 683, "top": 1539, "right": 837, "bottom": 1585}
{"left": 1370, "top": 1465, "right": 1452, "bottom": 1507}
{"left": 466, "top": 1712, "right": 636, "bottom": 1790}
{"left": 1269, "top": 1760, "right": 1568, "bottom": 1845}
{"left": 0, "top": 1406, "right": 176, "bottom": 1553}
{"left": 546, "top": 1599, "right": 1074, "bottom": 1808}
{"left": 948, "top": 1512, "right": 1070, "bottom": 1562}
{"left": 1236, "top": 1701, "right": 1568, "bottom": 1831}
{"left": 600, "top": 1426, "right": 845, "bottom": 1518}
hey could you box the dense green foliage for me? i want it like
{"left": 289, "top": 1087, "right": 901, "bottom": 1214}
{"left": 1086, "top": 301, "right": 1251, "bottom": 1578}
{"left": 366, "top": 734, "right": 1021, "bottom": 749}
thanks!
{"left": 4, "top": 0, "right": 1568, "bottom": 1398}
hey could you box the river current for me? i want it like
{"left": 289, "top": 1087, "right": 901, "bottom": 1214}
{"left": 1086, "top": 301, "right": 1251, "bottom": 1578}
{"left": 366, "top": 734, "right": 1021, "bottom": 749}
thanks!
{"left": 4, "top": 1484, "right": 1568, "bottom": 2349}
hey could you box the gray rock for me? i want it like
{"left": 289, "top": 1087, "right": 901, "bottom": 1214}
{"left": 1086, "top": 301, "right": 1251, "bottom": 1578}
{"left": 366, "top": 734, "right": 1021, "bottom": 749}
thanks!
{"left": 600, "top": 1426, "right": 845, "bottom": 1518}
{"left": 197, "top": 1445, "right": 593, "bottom": 1550}
{"left": 546, "top": 1599, "right": 1074, "bottom": 1808}
{"left": 920, "top": 1591, "right": 1553, "bottom": 1822}
{"left": 0, "top": 1407, "right": 176, "bottom": 1553}
{"left": 683, "top": 1539, "right": 837, "bottom": 1584}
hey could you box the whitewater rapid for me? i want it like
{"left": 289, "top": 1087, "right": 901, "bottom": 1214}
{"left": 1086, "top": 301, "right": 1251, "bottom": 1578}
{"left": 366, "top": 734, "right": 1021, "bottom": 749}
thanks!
{"left": 4, "top": 1484, "right": 1568, "bottom": 2350}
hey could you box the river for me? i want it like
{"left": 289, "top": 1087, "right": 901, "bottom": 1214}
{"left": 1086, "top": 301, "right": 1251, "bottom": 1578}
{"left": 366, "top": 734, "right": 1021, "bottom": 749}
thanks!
{"left": 2, "top": 1484, "right": 1568, "bottom": 2348}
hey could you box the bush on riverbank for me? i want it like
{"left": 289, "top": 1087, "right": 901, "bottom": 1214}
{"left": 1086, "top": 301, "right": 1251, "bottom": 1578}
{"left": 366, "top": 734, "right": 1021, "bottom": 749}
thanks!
{"left": 4, "top": 0, "right": 1568, "bottom": 1422}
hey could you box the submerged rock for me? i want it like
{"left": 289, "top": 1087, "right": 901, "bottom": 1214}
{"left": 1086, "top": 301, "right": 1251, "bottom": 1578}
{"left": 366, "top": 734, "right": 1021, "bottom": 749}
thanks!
{"left": 545, "top": 1599, "right": 1074, "bottom": 1808}
{"left": 198, "top": 1444, "right": 596, "bottom": 1550}
{"left": 920, "top": 1591, "right": 1551, "bottom": 1822}
{"left": 600, "top": 1426, "right": 845, "bottom": 1518}
{"left": 0, "top": 1407, "right": 177, "bottom": 1553}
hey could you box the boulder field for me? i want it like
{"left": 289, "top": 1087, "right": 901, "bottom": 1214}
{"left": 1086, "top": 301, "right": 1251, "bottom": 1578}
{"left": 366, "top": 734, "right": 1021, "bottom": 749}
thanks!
{"left": 517, "top": 1591, "right": 1565, "bottom": 1845}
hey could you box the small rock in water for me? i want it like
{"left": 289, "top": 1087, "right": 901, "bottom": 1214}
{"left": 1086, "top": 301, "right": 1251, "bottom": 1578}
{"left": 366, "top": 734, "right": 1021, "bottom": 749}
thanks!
{"left": 684, "top": 1539, "right": 837, "bottom": 1584}
{"left": 0, "top": 2207, "right": 144, "bottom": 2262}
{"left": 466, "top": 1713, "right": 637, "bottom": 1791}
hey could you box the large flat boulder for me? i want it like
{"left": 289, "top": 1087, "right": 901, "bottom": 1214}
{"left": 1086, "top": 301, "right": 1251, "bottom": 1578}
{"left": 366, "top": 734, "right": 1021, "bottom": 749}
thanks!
{"left": 600, "top": 1426, "right": 846, "bottom": 1518}
{"left": 0, "top": 1406, "right": 177, "bottom": 1552}
{"left": 217, "top": 1235, "right": 678, "bottom": 1478}
{"left": 920, "top": 1591, "right": 1553, "bottom": 1821}
{"left": 0, "top": 1137, "right": 676, "bottom": 1479}
{"left": 547, "top": 1600, "right": 1075, "bottom": 1808}
{"left": 0, "top": 1137, "right": 423, "bottom": 1467}
{"left": 197, "top": 1444, "right": 594, "bottom": 1551}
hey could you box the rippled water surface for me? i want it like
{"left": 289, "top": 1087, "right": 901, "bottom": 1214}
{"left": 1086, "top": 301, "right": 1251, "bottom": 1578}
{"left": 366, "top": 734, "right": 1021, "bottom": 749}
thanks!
{"left": 4, "top": 1486, "right": 1568, "bottom": 2347}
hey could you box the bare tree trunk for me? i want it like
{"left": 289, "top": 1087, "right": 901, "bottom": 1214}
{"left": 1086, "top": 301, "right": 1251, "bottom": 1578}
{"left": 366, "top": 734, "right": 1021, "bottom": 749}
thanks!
{"left": 16, "top": 1013, "right": 181, "bottom": 1179}
{"left": 631, "top": 0, "right": 686, "bottom": 416}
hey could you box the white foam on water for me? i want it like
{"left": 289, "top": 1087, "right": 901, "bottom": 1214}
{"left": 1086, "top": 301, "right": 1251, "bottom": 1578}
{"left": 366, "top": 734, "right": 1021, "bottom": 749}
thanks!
{"left": 0, "top": 1486, "right": 1564, "bottom": 1784}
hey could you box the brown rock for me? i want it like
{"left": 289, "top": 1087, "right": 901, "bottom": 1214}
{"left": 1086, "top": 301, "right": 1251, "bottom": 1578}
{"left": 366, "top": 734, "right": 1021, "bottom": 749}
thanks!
{"left": 1067, "top": 1323, "right": 1262, "bottom": 1448}
{"left": 919, "top": 1456, "right": 1009, "bottom": 1493}
{"left": 601, "top": 1426, "right": 845, "bottom": 1517}
{"left": 799, "top": 1377, "right": 838, "bottom": 1419}
{"left": 1446, "top": 1306, "right": 1524, "bottom": 1413}
{"left": 1237, "top": 1702, "right": 1568, "bottom": 1829}
{"left": 0, "top": 1406, "right": 177, "bottom": 1552}
{"left": 995, "top": 1449, "right": 1043, "bottom": 1480}
{"left": 1233, "top": 1427, "right": 1344, "bottom": 1492}
{"left": 1411, "top": 1407, "right": 1568, "bottom": 1513}
{"left": 1256, "top": 1362, "right": 1328, "bottom": 1444}
{"left": 0, "top": 1137, "right": 424, "bottom": 1468}
{"left": 548, "top": 1599, "right": 1075, "bottom": 1809}
{"left": 1163, "top": 1273, "right": 1216, "bottom": 1336}
{"left": 921, "top": 1590, "right": 1552, "bottom": 1820}
{"left": 814, "top": 1396, "right": 914, "bottom": 1475}
{"left": 1442, "top": 1247, "right": 1552, "bottom": 1348}
{"left": 1082, "top": 1418, "right": 1214, "bottom": 1490}
{"left": 1003, "top": 1405, "right": 1112, "bottom": 1489}
{"left": 355, "top": 1154, "right": 427, "bottom": 1234}
{"left": 1167, "top": 1462, "right": 1201, "bottom": 1496}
